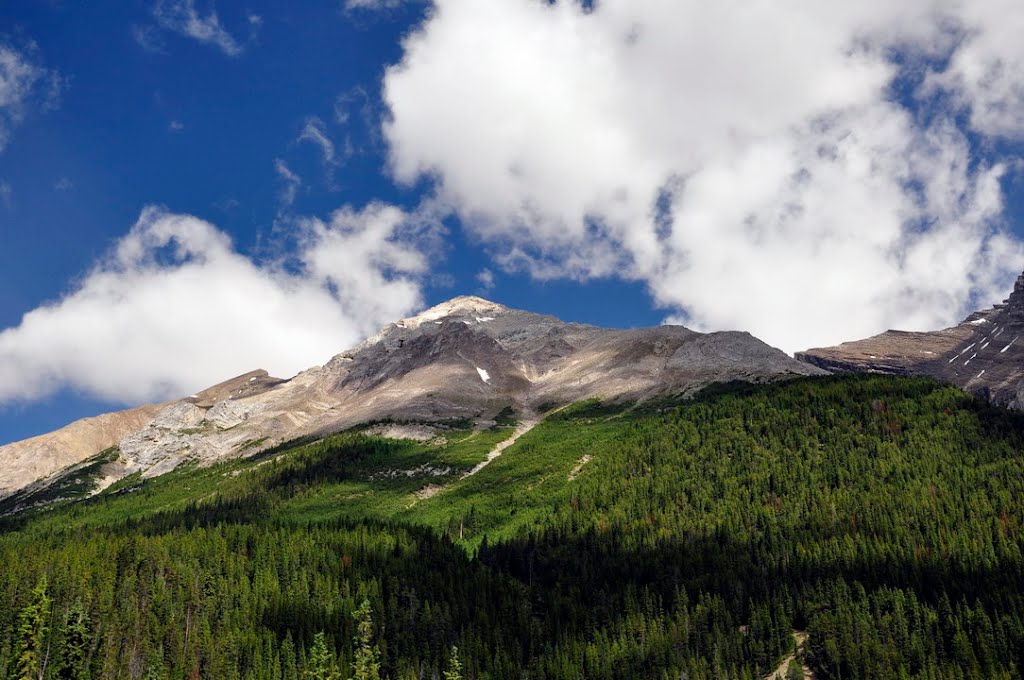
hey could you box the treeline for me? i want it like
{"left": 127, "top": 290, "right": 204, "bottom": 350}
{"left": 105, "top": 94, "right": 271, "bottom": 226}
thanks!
{"left": 1, "top": 376, "right": 1023, "bottom": 678}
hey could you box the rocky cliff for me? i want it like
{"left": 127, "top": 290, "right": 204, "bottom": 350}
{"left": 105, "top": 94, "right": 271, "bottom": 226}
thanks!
{"left": 797, "top": 272, "right": 1024, "bottom": 407}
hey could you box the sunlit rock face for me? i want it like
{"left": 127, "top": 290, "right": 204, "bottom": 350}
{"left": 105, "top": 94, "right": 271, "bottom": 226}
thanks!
{"left": 798, "top": 271, "right": 1024, "bottom": 408}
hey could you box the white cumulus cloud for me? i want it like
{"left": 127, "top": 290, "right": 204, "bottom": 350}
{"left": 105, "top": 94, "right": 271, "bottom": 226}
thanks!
{"left": 383, "top": 0, "right": 1024, "bottom": 352}
{"left": 0, "top": 204, "right": 437, "bottom": 405}
{"left": 925, "top": 0, "right": 1024, "bottom": 138}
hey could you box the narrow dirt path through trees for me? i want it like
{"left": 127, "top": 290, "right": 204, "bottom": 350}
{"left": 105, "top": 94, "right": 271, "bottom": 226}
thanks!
{"left": 764, "top": 632, "right": 814, "bottom": 680}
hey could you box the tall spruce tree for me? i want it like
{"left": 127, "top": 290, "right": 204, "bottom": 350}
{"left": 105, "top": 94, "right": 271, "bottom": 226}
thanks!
{"left": 351, "top": 600, "right": 381, "bottom": 680}
{"left": 305, "top": 632, "right": 337, "bottom": 680}
{"left": 15, "top": 577, "right": 52, "bottom": 680}
{"left": 443, "top": 646, "right": 463, "bottom": 680}
{"left": 57, "top": 600, "right": 90, "bottom": 680}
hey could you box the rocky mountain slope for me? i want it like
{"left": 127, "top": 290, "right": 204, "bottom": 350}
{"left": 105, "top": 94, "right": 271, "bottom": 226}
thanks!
{"left": 797, "top": 271, "right": 1024, "bottom": 408}
{"left": 0, "top": 404, "right": 164, "bottom": 496}
{"left": 0, "top": 296, "right": 823, "bottom": 499}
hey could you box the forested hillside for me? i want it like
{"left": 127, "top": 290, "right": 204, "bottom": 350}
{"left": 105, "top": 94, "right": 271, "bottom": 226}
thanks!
{"left": 2, "top": 376, "right": 1023, "bottom": 679}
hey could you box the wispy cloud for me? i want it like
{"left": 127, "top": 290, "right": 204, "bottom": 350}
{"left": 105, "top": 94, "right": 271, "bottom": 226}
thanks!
{"left": 247, "top": 13, "right": 263, "bottom": 38}
{"left": 343, "top": 0, "right": 404, "bottom": 11}
{"left": 274, "top": 159, "right": 301, "bottom": 208}
{"left": 476, "top": 268, "right": 495, "bottom": 293}
{"left": 0, "top": 180, "right": 11, "bottom": 209}
{"left": 149, "top": 0, "right": 244, "bottom": 57}
{"left": 297, "top": 116, "right": 347, "bottom": 190}
{"left": 131, "top": 25, "right": 166, "bottom": 54}
{"left": 0, "top": 42, "right": 62, "bottom": 153}
{"left": 53, "top": 177, "right": 74, "bottom": 192}
{"left": 298, "top": 117, "right": 338, "bottom": 167}
{"left": 168, "top": 120, "right": 184, "bottom": 132}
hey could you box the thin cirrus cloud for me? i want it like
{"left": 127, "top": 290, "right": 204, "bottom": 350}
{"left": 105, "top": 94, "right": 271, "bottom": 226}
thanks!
{"left": 298, "top": 117, "right": 338, "bottom": 167}
{"left": 138, "top": 0, "right": 247, "bottom": 57}
{"left": 0, "top": 42, "right": 61, "bottom": 153}
{"left": 0, "top": 204, "right": 437, "bottom": 406}
{"left": 382, "top": 0, "right": 1024, "bottom": 353}
{"left": 274, "top": 159, "right": 302, "bottom": 208}
{"left": 297, "top": 116, "right": 346, "bottom": 189}
{"left": 343, "top": 0, "right": 406, "bottom": 11}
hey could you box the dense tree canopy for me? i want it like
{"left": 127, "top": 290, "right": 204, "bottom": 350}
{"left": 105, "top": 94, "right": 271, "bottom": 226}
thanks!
{"left": 1, "top": 376, "right": 1023, "bottom": 678}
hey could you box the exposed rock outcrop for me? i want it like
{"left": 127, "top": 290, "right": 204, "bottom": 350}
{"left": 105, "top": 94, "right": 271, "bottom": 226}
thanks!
{"left": 797, "top": 272, "right": 1024, "bottom": 408}
{"left": 0, "top": 404, "right": 164, "bottom": 495}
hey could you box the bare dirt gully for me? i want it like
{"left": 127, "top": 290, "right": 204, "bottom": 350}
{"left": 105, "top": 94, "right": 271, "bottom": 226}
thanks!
{"left": 764, "top": 632, "right": 814, "bottom": 680}
{"left": 461, "top": 414, "right": 540, "bottom": 479}
{"left": 412, "top": 412, "right": 541, "bottom": 503}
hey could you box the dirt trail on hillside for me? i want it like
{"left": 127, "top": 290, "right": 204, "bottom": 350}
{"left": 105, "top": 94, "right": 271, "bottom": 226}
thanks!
{"left": 410, "top": 414, "right": 541, "bottom": 504}
{"left": 461, "top": 415, "right": 540, "bottom": 479}
{"left": 764, "top": 632, "right": 814, "bottom": 680}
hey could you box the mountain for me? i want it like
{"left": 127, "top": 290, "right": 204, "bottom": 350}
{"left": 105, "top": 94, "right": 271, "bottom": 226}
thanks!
{"left": 796, "top": 271, "right": 1024, "bottom": 408}
{"left": 0, "top": 295, "right": 823, "bottom": 500}
{"left": 6, "top": 302, "right": 1024, "bottom": 679}
{"left": 0, "top": 404, "right": 163, "bottom": 496}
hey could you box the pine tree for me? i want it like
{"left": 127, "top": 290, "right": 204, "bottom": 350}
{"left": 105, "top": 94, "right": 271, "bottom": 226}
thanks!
{"left": 443, "top": 646, "right": 463, "bottom": 680}
{"left": 57, "top": 600, "right": 90, "bottom": 680}
{"left": 15, "top": 577, "right": 52, "bottom": 680}
{"left": 351, "top": 600, "right": 381, "bottom": 680}
{"left": 281, "top": 631, "right": 299, "bottom": 680}
{"left": 306, "top": 632, "right": 337, "bottom": 680}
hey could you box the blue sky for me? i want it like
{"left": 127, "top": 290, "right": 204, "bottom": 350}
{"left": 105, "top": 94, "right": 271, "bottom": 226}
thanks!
{"left": 2, "top": 0, "right": 1024, "bottom": 444}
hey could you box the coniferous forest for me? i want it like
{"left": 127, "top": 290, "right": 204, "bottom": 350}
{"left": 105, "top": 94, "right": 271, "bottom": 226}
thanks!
{"left": 2, "top": 375, "right": 1024, "bottom": 679}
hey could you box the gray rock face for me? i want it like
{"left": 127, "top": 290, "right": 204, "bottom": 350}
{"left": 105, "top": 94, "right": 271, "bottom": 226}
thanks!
{"left": 1, "top": 296, "right": 824, "bottom": 497}
{"left": 797, "top": 271, "right": 1024, "bottom": 408}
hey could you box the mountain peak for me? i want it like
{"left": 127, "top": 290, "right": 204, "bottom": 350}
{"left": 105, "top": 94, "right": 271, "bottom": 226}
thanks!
{"left": 401, "top": 295, "right": 508, "bottom": 328}
{"left": 1005, "top": 270, "right": 1024, "bottom": 314}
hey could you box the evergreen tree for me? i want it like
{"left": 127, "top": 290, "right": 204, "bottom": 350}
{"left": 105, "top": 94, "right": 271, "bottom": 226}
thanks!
{"left": 57, "top": 600, "right": 90, "bottom": 680}
{"left": 351, "top": 600, "right": 381, "bottom": 680}
{"left": 14, "top": 577, "right": 52, "bottom": 680}
{"left": 281, "top": 631, "right": 299, "bottom": 680}
{"left": 443, "top": 646, "right": 463, "bottom": 680}
{"left": 305, "top": 632, "right": 337, "bottom": 680}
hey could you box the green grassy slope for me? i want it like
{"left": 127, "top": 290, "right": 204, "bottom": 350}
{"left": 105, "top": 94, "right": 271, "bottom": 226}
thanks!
{"left": 2, "top": 375, "right": 1024, "bottom": 679}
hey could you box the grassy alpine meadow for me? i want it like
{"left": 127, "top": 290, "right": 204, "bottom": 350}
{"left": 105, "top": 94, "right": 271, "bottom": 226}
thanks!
{"left": 2, "top": 375, "right": 1024, "bottom": 679}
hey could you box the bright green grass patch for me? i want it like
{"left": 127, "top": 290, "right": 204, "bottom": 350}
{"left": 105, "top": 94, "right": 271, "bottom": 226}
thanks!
{"left": 395, "top": 412, "right": 631, "bottom": 547}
